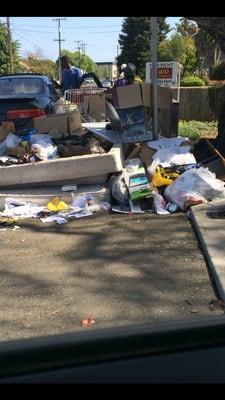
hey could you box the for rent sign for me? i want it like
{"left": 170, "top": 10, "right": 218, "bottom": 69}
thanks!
{"left": 146, "top": 62, "right": 181, "bottom": 86}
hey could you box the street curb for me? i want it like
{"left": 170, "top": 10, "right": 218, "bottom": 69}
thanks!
{"left": 190, "top": 200, "right": 225, "bottom": 302}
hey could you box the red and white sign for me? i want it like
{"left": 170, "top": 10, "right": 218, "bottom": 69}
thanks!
{"left": 146, "top": 62, "right": 181, "bottom": 86}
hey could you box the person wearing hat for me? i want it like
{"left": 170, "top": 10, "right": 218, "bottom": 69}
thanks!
{"left": 113, "top": 63, "right": 142, "bottom": 88}
{"left": 119, "top": 63, "right": 127, "bottom": 78}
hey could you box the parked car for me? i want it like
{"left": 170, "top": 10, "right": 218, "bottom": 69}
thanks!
{"left": 84, "top": 77, "right": 95, "bottom": 84}
{"left": 101, "top": 80, "right": 112, "bottom": 88}
{"left": 0, "top": 73, "right": 63, "bottom": 129}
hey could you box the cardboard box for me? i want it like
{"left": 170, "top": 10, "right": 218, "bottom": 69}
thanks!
{"left": 0, "top": 127, "right": 9, "bottom": 143}
{"left": 140, "top": 83, "right": 152, "bottom": 107}
{"left": 124, "top": 164, "right": 152, "bottom": 201}
{"left": 117, "top": 106, "right": 145, "bottom": 129}
{"left": 31, "top": 113, "right": 68, "bottom": 138}
{"left": 88, "top": 95, "right": 106, "bottom": 122}
{"left": 112, "top": 82, "right": 173, "bottom": 138}
{"left": 6, "top": 146, "right": 26, "bottom": 158}
{"left": 139, "top": 142, "right": 156, "bottom": 177}
{"left": 112, "top": 84, "right": 143, "bottom": 109}
{"left": 31, "top": 111, "right": 82, "bottom": 138}
{"left": 157, "top": 86, "right": 173, "bottom": 138}
{"left": 1, "top": 121, "right": 15, "bottom": 134}
{"left": 67, "top": 110, "right": 82, "bottom": 134}
{"left": 201, "top": 140, "right": 225, "bottom": 179}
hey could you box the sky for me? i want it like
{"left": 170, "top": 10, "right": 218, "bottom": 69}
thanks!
{"left": 0, "top": 16, "right": 181, "bottom": 63}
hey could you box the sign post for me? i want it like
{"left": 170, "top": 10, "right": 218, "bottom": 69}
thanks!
{"left": 146, "top": 61, "right": 182, "bottom": 101}
{"left": 151, "top": 17, "right": 158, "bottom": 140}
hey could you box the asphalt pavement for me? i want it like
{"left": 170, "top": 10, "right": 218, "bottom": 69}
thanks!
{"left": 0, "top": 212, "right": 223, "bottom": 342}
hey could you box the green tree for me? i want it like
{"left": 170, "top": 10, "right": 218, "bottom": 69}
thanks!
{"left": 20, "top": 57, "right": 58, "bottom": 79}
{"left": 176, "top": 17, "right": 197, "bottom": 37}
{"left": 58, "top": 50, "right": 98, "bottom": 74}
{"left": 0, "top": 22, "right": 21, "bottom": 74}
{"left": 158, "top": 33, "right": 197, "bottom": 75}
{"left": 176, "top": 18, "right": 221, "bottom": 71}
{"left": 117, "top": 17, "right": 170, "bottom": 78}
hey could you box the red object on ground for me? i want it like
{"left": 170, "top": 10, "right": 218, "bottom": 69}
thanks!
{"left": 80, "top": 317, "right": 96, "bottom": 327}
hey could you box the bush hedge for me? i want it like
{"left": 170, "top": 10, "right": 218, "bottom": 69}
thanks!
{"left": 180, "top": 76, "right": 205, "bottom": 87}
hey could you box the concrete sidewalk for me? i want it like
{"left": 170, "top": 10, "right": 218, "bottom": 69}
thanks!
{"left": 191, "top": 199, "right": 225, "bottom": 302}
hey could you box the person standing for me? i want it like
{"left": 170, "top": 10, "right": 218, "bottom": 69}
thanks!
{"left": 60, "top": 55, "right": 83, "bottom": 92}
{"left": 113, "top": 63, "right": 142, "bottom": 88}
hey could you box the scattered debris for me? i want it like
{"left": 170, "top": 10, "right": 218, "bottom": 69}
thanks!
{"left": 61, "top": 185, "right": 77, "bottom": 192}
{"left": 209, "top": 299, "right": 225, "bottom": 311}
{"left": 12, "top": 225, "right": 21, "bottom": 231}
{"left": 47, "top": 197, "right": 70, "bottom": 212}
{"left": 80, "top": 317, "right": 96, "bottom": 327}
{"left": 185, "top": 300, "right": 193, "bottom": 306}
{"left": 51, "top": 309, "right": 61, "bottom": 315}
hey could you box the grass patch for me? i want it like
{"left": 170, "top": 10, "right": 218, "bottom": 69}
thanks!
{"left": 178, "top": 120, "right": 218, "bottom": 141}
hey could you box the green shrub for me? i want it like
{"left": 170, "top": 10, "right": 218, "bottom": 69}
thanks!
{"left": 209, "top": 61, "right": 225, "bottom": 80}
{"left": 178, "top": 120, "right": 217, "bottom": 141}
{"left": 180, "top": 75, "right": 205, "bottom": 87}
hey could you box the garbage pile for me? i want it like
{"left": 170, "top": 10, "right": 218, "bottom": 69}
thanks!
{"left": 0, "top": 80, "right": 225, "bottom": 224}
{"left": 0, "top": 127, "right": 110, "bottom": 166}
{"left": 1, "top": 135, "right": 225, "bottom": 226}
{"left": 0, "top": 194, "right": 111, "bottom": 226}
{"left": 109, "top": 136, "right": 225, "bottom": 215}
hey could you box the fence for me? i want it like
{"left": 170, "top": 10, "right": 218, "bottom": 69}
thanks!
{"left": 171, "top": 86, "right": 225, "bottom": 122}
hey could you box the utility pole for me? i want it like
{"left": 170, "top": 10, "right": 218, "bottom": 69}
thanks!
{"left": 151, "top": 17, "right": 158, "bottom": 140}
{"left": 6, "top": 17, "right": 13, "bottom": 74}
{"left": 82, "top": 43, "right": 87, "bottom": 56}
{"left": 75, "top": 40, "right": 82, "bottom": 67}
{"left": 53, "top": 17, "right": 66, "bottom": 83}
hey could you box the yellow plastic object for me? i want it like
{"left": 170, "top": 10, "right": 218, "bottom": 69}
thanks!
{"left": 152, "top": 166, "right": 174, "bottom": 187}
{"left": 47, "top": 197, "right": 69, "bottom": 212}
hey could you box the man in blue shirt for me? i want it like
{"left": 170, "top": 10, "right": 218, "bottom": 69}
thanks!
{"left": 60, "top": 55, "right": 83, "bottom": 92}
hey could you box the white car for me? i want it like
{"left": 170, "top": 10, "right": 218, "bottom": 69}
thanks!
{"left": 101, "top": 80, "right": 112, "bottom": 88}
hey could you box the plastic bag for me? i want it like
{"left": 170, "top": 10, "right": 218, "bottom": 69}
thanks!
{"left": 148, "top": 148, "right": 196, "bottom": 176}
{"left": 153, "top": 191, "right": 170, "bottom": 215}
{"left": 123, "top": 158, "right": 141, "bottom": 172}
{"left": 0, "top": 133, "right": 22, "bottom": 156}
{"left": 30, "top": 134, "right": 58, "bottom": 161}
{"left": 164, "top": 167, "right": 225, "bottom": 211}
{"left": 47, "top": 197, "right": 70, "bottom": 212}
{"left": 109, "top": 174, "right": 129, "bottom": 204}
{"left": 152, "top": 166, "right": 175, "bottom": 187}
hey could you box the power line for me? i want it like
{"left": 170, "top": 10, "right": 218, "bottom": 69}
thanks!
{"left": 13, "top": 30, "right": 56, "bottom": 55}
{"left": 12, "top": 27, "right": 120, "bottom": 34}
{"left": 53, "top": 17, "right": 66, "bottom": 82}
{"left": 11, "top": 24, "right": 122, "bottom": 29}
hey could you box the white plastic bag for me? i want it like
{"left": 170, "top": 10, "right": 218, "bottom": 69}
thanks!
{"left": 30, "top": 134, "right": 58, "bottom": 161}
{"left": 153, "top": 191, "right": 170, "bottom": 215}
{"left": 0, "top": 133, "right": 22, "bottom": 156}
{"left": 164, "top": 167, "right": 225, "bottom": 210}
{"left": 148, "top": 147, "right": 196, "bottom": 176}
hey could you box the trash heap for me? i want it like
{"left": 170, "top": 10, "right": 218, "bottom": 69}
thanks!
{"left": 1, "top": 134, "right": 225, "bottom": 226}
{"left": 109, "top": 136, "right": 225, "bottom": 215}
{"left": 0, "top": 81, "right": 225, "bottom": 225}
{"left": 0, "top": 194, "right": 111, "bottom": 226}
{"left": 0, "top": 124, "right": 110, "bottom": 167}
